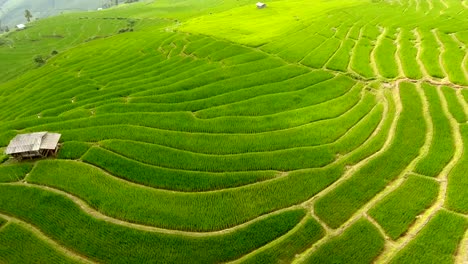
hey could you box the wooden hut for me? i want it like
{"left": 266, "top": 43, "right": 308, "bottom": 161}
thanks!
{"left": 5, "top": 132, "right": 61, "bottom": 160}
{"left": 256, "top": 2, "right": 267, "bottom": 9}
{"left": 16, "top": 24, "right": 26, "bottom": 30}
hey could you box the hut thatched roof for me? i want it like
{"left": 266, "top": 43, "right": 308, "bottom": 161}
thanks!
{"left": 5, "top": 132, "right": 61, "bottom": 155}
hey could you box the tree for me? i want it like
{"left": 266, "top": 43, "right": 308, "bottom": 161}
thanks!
{"left": 4, "top": 26, "right": 9, "bottom": 32}
{"left": 127, "top": 19, "right": 136, "bottom": 28}
{"left": 34, "top": 55, "right": 45, "bottom": 65}
{"left": 25, "top": 9, "right": 33, "bottom": 22}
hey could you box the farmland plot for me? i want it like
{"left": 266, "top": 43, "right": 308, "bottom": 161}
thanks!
{"left": 0, "top": 0, "right": 466, "bottom": 263}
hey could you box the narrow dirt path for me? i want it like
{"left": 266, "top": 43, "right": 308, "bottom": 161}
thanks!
{"left": 377, "top": 85, "right": 465, "bottom": 263}
{"left": 0, "top": 213, "right": 96, "bottom": 264}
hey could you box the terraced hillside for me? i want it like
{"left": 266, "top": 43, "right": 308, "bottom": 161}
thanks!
{"left": 0, "top": 0, "right": 467, "bottom": 263}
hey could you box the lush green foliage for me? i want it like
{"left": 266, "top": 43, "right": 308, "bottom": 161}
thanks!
{"left": 0, "top": 223, "right": 78, "bottom": 264}
{"left": 241, "top": 216, "right": 325, "bottom": 264}
{"left": 27, "top": 159, "right": 342, "bottom": 231}
{"left": 442, "top": 86, "right": 467, "bottom": 123}
{"left": 315, "top": 82, "right": 426, "bottom": 228}
{"left": 304, "top": 219, "right": 384, "bottom": 264}
{"left": 369, "top": 175, "right": 439, "bottom": 239}
{"left": 58, "top": 141, "right": 92, "bottom": 160}
{"left": 414, "top": 84, "right": 455, "bottom": 176}
{"left": 0, "top": 163, "right": 34, "bottom": 183}
{"left": 0, "top": 184, "right": 306, "bottom": 263}
{"left": 0, "top": 0, "right": 466, "bottom": 262}
{"left": 399, "top": 29, "right": 422, "bottom": 79}
{"left": 390, "top": 210, "right": 468, "bottom": 264}
{"left": 83, "top": 147, "right": 276, "bottom": 191}
{"left": 447, "top": 125, "right": 468, "bottom": 214}
{"left": 375, "top": 36, "right": 399, "bottom": 78}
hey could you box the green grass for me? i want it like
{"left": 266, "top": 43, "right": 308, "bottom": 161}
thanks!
{"left": 0, "top": 163, "right": 34, "bottom": 183}
{"left": 100, "top": 139, "right": 337, "bottom": 171}
{"left": 0, "top": 0, "right": 467, "bottom": 262}
{"left": 375, "top": 37, "right": 399, "bottom": 78}
{"left": 301, "top": 38, "right": 341, "bottom": 68}
{"left": 0, "top": 223, "right": 79, "bottom": 264}
{"left": 58, "top": 94, "right": 376, "bottom": 156}
{"left": 420, "top": 29, "right": 446, "bottom": 79}
{"left": 241, "top": 216, "right": 325, "bottom": 264}
{"left": 326, "top": 39, "right": 356, "bottom": 72}
{"left": 399, "top": 29, "right": 423, "bottom": 79}
{"left": 437, "top": 32, "right": 468, "bottom": 85}
{"left": 27, "top": 159, "right": 343, "bottom": 231}
{"left": 414, "top": 83, "right": 455, "bottom": 177}
{"left": 390, "top": 210, "right": 468, "bottom": 264}
{"left": 180, "top": 0, "right": 362, "bottom": 46}
{"left": 0, "top": 12, "right": 139, "bottom": 83}
{"left": 447, "top": 125, "right": 468, "bottom": 214}
{"left": 351, "top": 37, "right": 375, "bottom": 78}
{"left": 344, "top": 90, "right": 396, "bottom": 166}
{"left": 369, "top": 175, "right": 439, "bottom": 240}
{"left": 315, "top": 82, "right": 426, "bottom": 228}
{"left": 83, "top": 147, "right": 277, "bottom": 191}
{"left": 442, "top": 86, "right": 467, "bottom": 123}
{"left": 0, "top": 184, "right": 306, "bottom": 263}
{"left": 58, "top": 141, "right": 92, "bottom": 160}
{"left": 304, "top": 219, "right": 385, "bottom": 264}
{"left": 0, "top": 154, "right": 8, "bottom": 164}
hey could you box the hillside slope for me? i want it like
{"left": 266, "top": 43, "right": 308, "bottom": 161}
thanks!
{"left": 0, "top": 0, "right": 109, "bottom": 28}
{"left": 0, "top": 0, "right": 467, "bottom": 263}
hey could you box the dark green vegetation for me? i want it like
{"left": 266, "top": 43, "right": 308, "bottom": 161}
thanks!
{"left": 0, "top": 0, "right": 467, "bottom": 263}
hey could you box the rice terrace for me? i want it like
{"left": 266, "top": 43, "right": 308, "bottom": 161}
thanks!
{"left": 0, "top": 0, "right": 467, "bottom": 263}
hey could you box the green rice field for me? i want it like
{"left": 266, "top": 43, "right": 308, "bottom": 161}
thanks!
{"left": 0, "top": 0, "right": 467, "bottom": 263}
